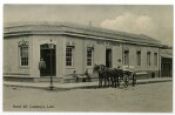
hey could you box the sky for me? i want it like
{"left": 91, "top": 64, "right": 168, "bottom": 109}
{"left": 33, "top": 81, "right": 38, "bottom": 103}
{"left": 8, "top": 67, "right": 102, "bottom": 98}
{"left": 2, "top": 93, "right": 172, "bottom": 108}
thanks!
{"left": 4, "top": 5, "right": 173, "bottom": 46}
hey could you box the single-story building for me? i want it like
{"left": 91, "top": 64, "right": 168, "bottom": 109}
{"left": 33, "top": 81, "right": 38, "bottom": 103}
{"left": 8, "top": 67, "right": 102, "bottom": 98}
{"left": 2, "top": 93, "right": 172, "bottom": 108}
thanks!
{"left": 3, "top": 22, "right": 171, "bottom": 82}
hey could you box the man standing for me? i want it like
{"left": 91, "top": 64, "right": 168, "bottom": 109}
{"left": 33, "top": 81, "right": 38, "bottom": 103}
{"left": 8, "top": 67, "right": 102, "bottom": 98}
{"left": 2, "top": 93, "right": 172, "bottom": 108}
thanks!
{"left": 39, "top": 58, "right": 46, "bottom": 76}
{"left": 85, "top": 69, "right": 91, "bottom": 82}
{"left": 132, "top": 72, "right": 136, "bottom": 87}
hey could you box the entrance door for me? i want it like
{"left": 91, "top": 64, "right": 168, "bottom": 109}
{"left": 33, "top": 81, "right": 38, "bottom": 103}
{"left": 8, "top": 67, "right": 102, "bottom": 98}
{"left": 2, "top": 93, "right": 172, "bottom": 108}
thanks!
{"left": 161, "top": 58, "right": 172, "bottom": 77}
{"left": 106, "top": 49, "right": 112, "bottom": 68}
{"left": 40, "top": 44, "right": 56, "bottom": 76}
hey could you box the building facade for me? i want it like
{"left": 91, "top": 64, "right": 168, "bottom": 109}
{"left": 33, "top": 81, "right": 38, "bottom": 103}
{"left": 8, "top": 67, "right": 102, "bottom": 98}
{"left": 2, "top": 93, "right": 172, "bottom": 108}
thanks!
{"left": 4, "top": 23, "right": 169, "bottom": 82}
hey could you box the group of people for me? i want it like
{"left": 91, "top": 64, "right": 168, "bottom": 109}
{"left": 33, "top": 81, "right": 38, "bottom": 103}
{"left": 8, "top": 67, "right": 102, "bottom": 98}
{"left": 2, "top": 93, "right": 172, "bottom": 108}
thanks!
{"left": 72, "top": 69, "right": 91, "bottom": 82}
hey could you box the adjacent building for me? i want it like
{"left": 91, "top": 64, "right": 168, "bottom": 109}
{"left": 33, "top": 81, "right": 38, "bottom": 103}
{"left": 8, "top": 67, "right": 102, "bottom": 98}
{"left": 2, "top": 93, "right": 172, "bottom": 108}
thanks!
{"left": 160, "top": 48, "right": 172, "bottom": 77}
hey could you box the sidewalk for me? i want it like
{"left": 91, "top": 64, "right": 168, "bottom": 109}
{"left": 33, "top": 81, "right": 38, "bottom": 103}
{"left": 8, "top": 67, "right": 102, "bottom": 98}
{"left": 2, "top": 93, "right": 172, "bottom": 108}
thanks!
{"left": 3, "top": 77, "right": 172, "bottom": 89}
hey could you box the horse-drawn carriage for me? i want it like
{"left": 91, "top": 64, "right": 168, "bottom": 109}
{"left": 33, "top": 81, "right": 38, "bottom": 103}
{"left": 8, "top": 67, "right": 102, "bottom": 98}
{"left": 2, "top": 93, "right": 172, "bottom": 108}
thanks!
{"left": 119, "top": 66, "right": 136, "bottom": 88}
{"left": 93, "top": 64, "right": 136, "bottom": 88}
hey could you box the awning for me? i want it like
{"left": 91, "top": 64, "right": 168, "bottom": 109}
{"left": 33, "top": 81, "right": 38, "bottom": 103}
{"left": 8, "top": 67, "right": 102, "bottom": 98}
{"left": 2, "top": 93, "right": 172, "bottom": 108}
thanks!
{"left": 161, "top": 54, "right": 172, "bottom": 59}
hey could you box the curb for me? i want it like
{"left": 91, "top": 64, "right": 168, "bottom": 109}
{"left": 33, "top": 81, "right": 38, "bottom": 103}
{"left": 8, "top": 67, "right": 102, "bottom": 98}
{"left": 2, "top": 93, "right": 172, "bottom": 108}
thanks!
{"left": 4, "top": 79, "right": 172, "bottom": 90}
{"left": 136, "top": 79, "right": 172, "bottom": 85}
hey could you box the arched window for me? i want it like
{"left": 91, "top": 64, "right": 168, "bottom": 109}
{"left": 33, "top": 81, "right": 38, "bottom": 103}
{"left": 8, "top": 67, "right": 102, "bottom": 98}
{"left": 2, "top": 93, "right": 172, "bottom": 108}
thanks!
{"left": 136, "top": 50, "right": 141, "bottom": 66}
{"left": 154, "top": 53, "right": 158, "bottom": 66}
{"left": 18, "top": 40, "right": 29, "bottom": 66}
{"left": 123, "top": 50, "right": 129, "bottom": 65}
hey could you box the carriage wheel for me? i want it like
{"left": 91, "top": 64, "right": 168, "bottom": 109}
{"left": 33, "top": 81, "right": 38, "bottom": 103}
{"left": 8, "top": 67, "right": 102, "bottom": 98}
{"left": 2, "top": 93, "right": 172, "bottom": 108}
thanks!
{"left": 124, "top": 76, "right": 129, "bottom": 88}
{"left": 124, "top": 81, "right": 129, "bottom": 88}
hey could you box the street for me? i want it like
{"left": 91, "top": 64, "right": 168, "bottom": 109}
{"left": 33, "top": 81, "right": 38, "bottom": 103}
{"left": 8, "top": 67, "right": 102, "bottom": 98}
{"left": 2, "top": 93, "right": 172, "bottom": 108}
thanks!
{"left": 3, "top": 82, "right": 172, "bottom": 112}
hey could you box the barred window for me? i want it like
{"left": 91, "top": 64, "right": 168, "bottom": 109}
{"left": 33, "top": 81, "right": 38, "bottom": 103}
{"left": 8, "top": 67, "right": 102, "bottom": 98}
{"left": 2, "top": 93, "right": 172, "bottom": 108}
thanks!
{"left": 20, "top": 46, "right": 29, "bottom": 66}
{"left": 66, "top": 46, "right": 73, "bottom": 66}
{"left": 87, "top": 48, "right": 93, "bottom": 66}
{"left": 136, "top": 51, "right": 141, "bottom": 66}
{"left": 147, "top": 52, "right": 151, "bottom": 66}
{"left": 154, "top": 53, "right": 158, "bottom": 66}
{"left": 123, "top": 50, "right": 129, "bottom": 65}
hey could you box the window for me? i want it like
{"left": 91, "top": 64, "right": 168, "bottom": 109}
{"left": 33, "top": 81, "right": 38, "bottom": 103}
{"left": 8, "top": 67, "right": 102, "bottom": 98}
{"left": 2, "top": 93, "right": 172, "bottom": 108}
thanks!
{"left": 20, "top": 46, "right": 29, "bottom": 66}
{"left": 136, "top": 51, "right": 141, "bottom": 66}
{"left": 154, "top": 53, "right": 158, "bottom": 66}
{"left": 66, "top": 46, "right": 74, "bottom": 66}
{"left": 147, "top": 52, "right": 151, "bottom": 66}
{"left": 123, "top": 50, "right": 129, "bottom": 65}
{"left": 87, "top": 47, "right": 93, "bottom": 66}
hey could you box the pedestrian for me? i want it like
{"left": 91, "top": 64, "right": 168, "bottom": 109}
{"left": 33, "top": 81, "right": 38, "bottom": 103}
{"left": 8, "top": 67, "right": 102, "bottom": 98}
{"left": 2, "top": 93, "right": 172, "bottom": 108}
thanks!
{"left": 73, "top": 70, "right": 79, "bottom": 82}
{"left": 85, "top": 69, "right": 91, "bottom": 82}
{"left": 132, "top": 72, "right": 136, "bottom": 87}
{"left": 39, "top": 58, "right": 46, "bottom": 76}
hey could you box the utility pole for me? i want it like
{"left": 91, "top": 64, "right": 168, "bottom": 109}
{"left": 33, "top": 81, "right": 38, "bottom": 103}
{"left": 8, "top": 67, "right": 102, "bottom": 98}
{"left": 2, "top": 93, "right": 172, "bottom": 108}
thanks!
{"left": 48, "top": 42, "right": 54, "bottom": 90}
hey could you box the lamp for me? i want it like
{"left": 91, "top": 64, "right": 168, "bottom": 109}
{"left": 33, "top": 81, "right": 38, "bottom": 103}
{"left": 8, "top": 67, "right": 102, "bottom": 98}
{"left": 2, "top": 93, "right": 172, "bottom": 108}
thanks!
{"left": 48, "top": 43, "right": 54, "bottom": 49}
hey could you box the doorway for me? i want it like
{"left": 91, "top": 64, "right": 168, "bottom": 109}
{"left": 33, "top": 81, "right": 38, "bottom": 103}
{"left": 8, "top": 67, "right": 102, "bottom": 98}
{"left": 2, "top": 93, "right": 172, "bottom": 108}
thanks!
{"left": 106, "top": 49, "right": 112, "bottom": 68}
{"left": 40, "top": 44, "right": 56, "bottom": 76}
{"left": 161, "top": 57, "right": 172, "bottom": 77}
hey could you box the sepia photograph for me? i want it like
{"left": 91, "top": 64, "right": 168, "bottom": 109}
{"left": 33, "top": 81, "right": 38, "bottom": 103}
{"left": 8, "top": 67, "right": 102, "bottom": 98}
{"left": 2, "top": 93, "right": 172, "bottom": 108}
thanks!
{"left": 3, "top": 5, "right": 173, "bottom": 112}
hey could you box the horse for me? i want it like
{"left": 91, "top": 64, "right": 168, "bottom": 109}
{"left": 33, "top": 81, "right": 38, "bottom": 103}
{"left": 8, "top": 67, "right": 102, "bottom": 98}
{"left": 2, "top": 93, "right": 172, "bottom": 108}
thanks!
{"left": 102, "top": 67, "right": 120, "bottom": 88}
{"left": 112, "top": 68, "right": 123, "bottom": 88}
{"left": 93, "top": 64, "right": 112, "bottom": 88}
{"left": 103, "top": 67, "right": 115, "bottom": 87}
{"left": 93, "top": 64, "right": 121, "bottom": 88}
{"left": 93, "top": 64, "right": 105, "bottom": 87}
